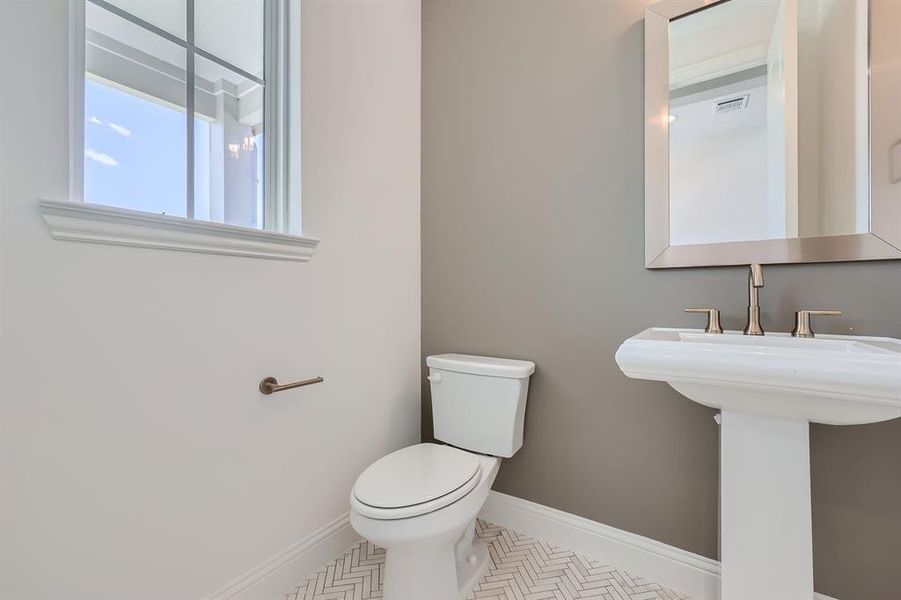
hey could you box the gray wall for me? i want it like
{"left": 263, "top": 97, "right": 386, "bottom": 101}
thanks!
{"left": 421, "top": 2, "right": 901, "bottom": 599}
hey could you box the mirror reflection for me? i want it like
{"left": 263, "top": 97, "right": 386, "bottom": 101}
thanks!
{"left": 668, "top": 0, "right": 869, "bottom": 247}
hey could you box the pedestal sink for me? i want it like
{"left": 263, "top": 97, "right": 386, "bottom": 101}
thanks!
{"left": 615, "top": 328, "right": 901, "bottom": 600}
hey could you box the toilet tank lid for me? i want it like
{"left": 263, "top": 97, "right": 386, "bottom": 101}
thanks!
{"left": 426, "top": 354, "right": 535, "bottom": 378}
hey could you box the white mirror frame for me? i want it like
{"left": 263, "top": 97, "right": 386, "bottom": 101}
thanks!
{"left": 645, "top": 0, "right": 901, "bottom": 268}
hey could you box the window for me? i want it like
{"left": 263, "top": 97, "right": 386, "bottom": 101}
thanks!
{"left": 74, "top": 0, "right": 296, "bottom": 234}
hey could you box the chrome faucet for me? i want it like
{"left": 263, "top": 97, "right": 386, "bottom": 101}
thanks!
{"left": 743, "top": 263, "right": 765, "bottom": 336}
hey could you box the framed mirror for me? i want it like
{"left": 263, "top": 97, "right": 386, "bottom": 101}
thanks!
{"left": 645, "top": 0, "right": 901, "bottom": 268}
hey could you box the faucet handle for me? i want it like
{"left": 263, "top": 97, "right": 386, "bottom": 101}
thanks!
{"left": 685, "top": 308, "right": 723, "bottom": 334}
{"left": 791, "top": 310, "right": 842, "bottom": 338}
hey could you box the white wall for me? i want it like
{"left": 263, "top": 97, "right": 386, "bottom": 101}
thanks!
{"left": 669, "top": 83, "right": 771, "bottom": 246}
{"left": 0, "top": 1, "right": 421, "bottom": 598}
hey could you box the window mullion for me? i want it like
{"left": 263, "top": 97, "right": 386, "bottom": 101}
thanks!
{"left": 262, "top": 0, "right": 273, "bottom": 230}
{"left": 263, "top": 0, "right": 284, "bottom": 232}
{"left": 185, "top": 0, "right": 195, "bottom": 219}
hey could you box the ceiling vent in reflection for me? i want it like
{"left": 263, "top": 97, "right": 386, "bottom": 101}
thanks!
{"left": 713, "top": 94, "right": 750, "bottom": 115}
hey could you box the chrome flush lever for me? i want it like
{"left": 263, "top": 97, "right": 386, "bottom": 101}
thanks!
{"left": 685, "top": 308, "right": 723, "bottom": 334}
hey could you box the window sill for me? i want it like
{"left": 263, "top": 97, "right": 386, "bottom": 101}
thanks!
{"left": 38, "top": 200, "right": 319, "bottom": 262}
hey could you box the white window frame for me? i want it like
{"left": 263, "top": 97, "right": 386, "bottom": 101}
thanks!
{"left": 42, "top": 0, "right": 316, "bottom": 262}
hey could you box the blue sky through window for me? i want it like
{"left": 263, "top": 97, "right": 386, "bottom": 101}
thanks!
{"left": 84, "top": 78, "right": 210, "bottom": 218}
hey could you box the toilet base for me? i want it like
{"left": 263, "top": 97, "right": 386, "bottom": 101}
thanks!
{"left": 382, "top": 540, "right": 456, "bottom": 600}
{"left": 381, "top": 532, "right": 489, "bottom": 600}
{"left": 456, "top": 538, "right": 489, "bottom": 599}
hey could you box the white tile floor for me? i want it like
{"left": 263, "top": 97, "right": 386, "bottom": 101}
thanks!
{"left": 283, "top": 519, "right": 690, "bottom": 600}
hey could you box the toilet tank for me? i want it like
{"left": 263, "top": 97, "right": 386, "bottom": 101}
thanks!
{"left": 426, "top": 354, "right": 535, "bottom": 458}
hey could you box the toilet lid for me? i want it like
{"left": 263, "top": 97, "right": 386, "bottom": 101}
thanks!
{"left": 352, "top": 443, "right": 481, "bottom": 511}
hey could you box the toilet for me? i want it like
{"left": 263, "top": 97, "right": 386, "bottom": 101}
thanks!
{"left": 349, "top": 353, "right": 535, "bottom": 600}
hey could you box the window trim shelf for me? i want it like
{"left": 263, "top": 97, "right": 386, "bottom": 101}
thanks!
{"left": 38, "top": 199, "right": 319, "bottom": 262}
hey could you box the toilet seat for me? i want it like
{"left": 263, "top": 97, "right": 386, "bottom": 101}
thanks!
{"left": 351, "top": 443, "right": 482, "bottom": 520}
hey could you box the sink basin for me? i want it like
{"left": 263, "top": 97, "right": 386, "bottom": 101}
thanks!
{"left": 615, "top": 327, "right": 901, "bottom": 425}
{"left": 616, "top": 327, "right": 901, "bottom": 600}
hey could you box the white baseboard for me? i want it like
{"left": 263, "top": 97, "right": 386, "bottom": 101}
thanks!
{"left": 479, "top": 491, "right": 840, "bottom": 600}
{"left": 203, "top": 512, "right": 361, "bottom": 600}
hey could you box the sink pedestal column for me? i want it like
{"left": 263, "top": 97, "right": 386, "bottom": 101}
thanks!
{"left": 720, "top": 411, "right": 813, "bottom": 600}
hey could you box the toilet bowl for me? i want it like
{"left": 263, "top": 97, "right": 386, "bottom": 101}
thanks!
{"left": 349, "top": 354, "right": 535, "bottom": 600}
{"left": 350, "top": 444, "right": 500, "bottom": 600}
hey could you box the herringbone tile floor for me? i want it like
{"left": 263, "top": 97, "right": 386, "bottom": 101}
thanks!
{"left": 283, "top": 520, "right": 690, "bottom": 600}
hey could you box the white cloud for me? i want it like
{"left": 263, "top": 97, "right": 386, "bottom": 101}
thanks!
{"left": 88, "top": 116, "right": 102, "bottom": 126}
{"left": 107, "top": 122, "right": 131, "bottom": 137}
{"left": 85, "top": 148, "right": 119, "bottom": 167}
